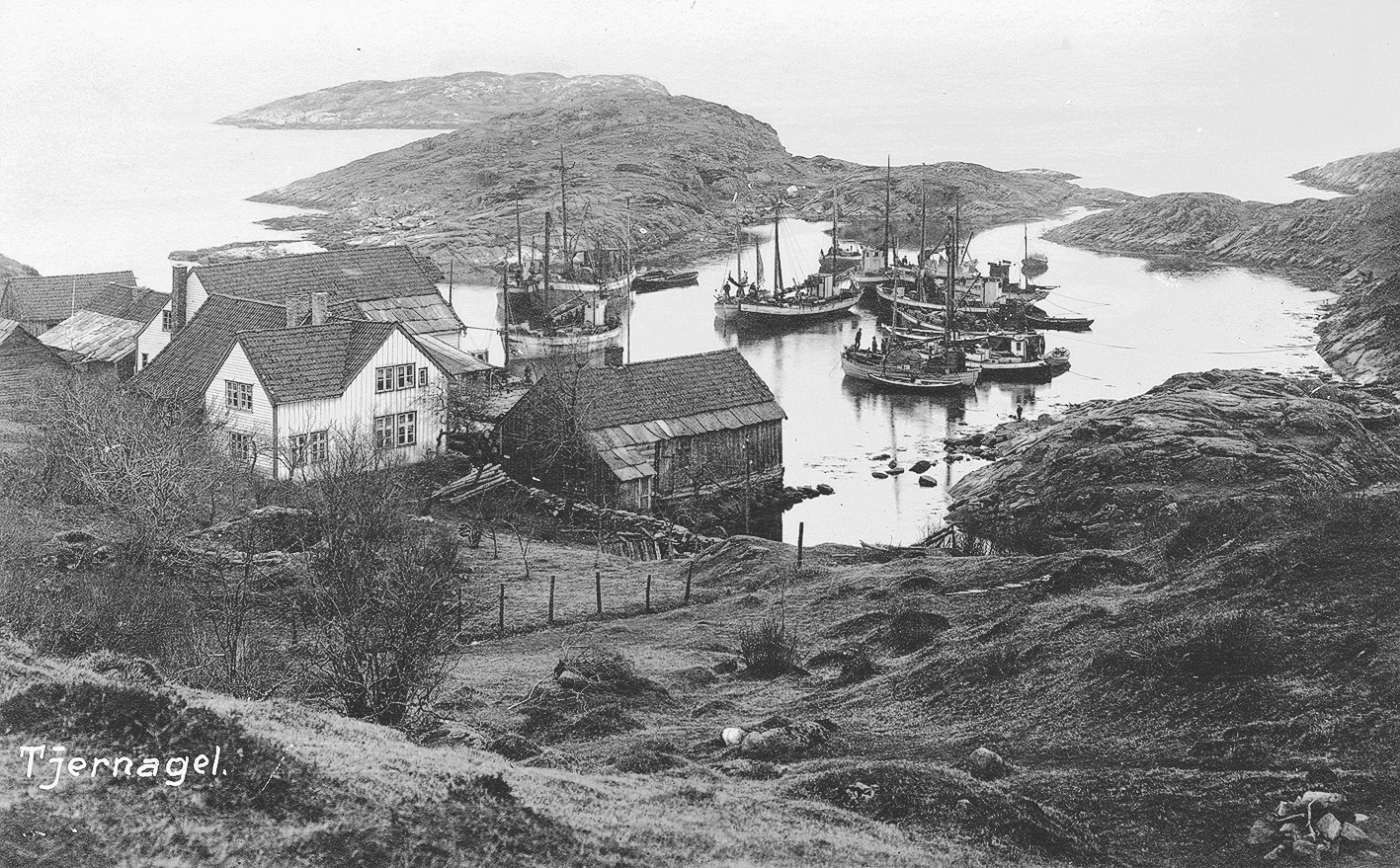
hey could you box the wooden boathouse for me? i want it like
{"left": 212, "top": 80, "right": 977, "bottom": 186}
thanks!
{"left": 497, "top": 348, "right": 785, "bottom": 512}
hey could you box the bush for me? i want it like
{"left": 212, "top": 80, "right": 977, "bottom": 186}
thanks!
{"left": 739, "top": 616, "right": 801, "bottom": 678}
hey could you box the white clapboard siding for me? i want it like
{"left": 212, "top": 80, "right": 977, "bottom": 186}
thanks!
{"left": 205, "top": 342, "right": 277, "bottom": 474}
{"left": 133, "top": 305, "right": 171, "bottom": 371}
{"left": 186, "top": 273, "right": 211, "bottom": 322}
{"left": 242, "top": 327, "right": 446, "bottom": 479}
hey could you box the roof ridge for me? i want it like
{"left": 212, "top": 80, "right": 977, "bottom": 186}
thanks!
{"left": 199, "top": 246, "right": 417, "bottom": 270}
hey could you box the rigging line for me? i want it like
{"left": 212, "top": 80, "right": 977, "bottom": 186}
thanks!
{"left": 1065, "top": 369, "right": 1107, "bottom": 381}
{"left": 1205, "top": 345, "right": 1317, "bottom": 355}
{"left": 1044, "top": 291, "right": 1111, "bottom": 306}
{"left": 1041, "top": 298, "right": 1087, "bottom": 316}
{"left": 1062, "top": 336, "right": 1138, "bottom": 350}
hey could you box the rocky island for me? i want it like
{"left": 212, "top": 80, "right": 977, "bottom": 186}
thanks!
{"left": 225, "top": 74, "right": 1128, "bottom": 279}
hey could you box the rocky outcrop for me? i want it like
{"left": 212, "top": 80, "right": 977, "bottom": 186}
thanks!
{"left": 243, "top": 85, "right": 1121, "bottom": 279}
{"left": 947, "top": 369, "right": 1400, "bottom": 552}
{"left": 215, "top": 71, "right": 671, "bottom": 129}
{"left": 1291, "top": 147, "right": 1400, "bottom": 195}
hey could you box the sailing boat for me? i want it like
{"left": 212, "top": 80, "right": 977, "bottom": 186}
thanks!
{"left": 842, "top": 211, "right": 979, "bottom": 393}
{"left": 1021, "top": 225, "right": 1049, "bottom": 278}
{"left": 542, "top": 146, "right": 634, "bottom": 307}
{"left": 851, "top": 159, "right": 918, "bottom": 292}
{"left": 506, "top": 209, "right": 624, "bottom": 358}
{"left": 714, "top": 202, "right": 860, "bottom": 324}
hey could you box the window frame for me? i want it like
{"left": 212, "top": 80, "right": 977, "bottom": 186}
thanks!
{"left": 374, "top": 412, "right": 417, "bottom": 448}
{"left": 161, "top": 310, "right": 171, "bottom": 332}
{"left": 225, "top": 380, "right": 253, "bottom": 412}
{"left": 375, "top": 363, "right": 421, "bottom": 393}
{"left": 229, "top": 431, "right": 255, "bottom": 461}
{"left": 288, "top": 429, "right": 329, "bottom": 467}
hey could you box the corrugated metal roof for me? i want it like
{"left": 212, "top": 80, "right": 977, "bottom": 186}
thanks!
{"left": 38, "top": 310, "right": 145, "bottom": 364}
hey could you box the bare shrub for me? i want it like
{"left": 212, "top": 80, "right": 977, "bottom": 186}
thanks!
{"left": 739, "top": 615, "right": 801, "bottom": 678}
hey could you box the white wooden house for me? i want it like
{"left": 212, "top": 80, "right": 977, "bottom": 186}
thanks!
{"left": 208, "top": 318, "right": 452, "bottom": 479}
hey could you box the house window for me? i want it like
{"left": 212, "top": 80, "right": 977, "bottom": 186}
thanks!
{"left": 288, "top": 430, "right": 328, "bottom": 467}
{"left": 418, "top": 367, "right": 428, "bottom": 387}
{"left": 140, "top": 353, "right": 149, "bottom": 368}
{"left": 229, "top": 431, "right": 255, "bottom": 461}
{"left": 161, "top": 310, "right": 171, "bottom": 332}
{"left": 374, "top": 412, "right": 416, "bottom": 448}
{"left": 375, "top": 363, "right": 418, "bottom": 393}
{"left": 225, "top": 380, "right": 253, "bottom": 412}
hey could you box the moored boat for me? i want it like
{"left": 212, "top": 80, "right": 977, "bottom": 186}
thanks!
{"left": 631, "top": 269, "right": 699, "bottom": 292}
{"left": 963, "top": 330, "right": 1070, "bottom": 381}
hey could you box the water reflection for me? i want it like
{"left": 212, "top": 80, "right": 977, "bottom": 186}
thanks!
{"left": 449, "top": 210, "right": 1333, "bottom": 546}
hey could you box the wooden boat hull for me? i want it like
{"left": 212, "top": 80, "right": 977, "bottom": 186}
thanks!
{"left": 1026, "top": 314, "right": 1094, "bottom": 331}
{"left": 717, "top": 294, "right": 860, "bottom": 323}
{"left": 506, "top": 324, "right": 622, "bottom": 358}
{"left": 632, "top": 270, "right": 699, "bottom": 292}
{"left": 841, "top": 353, "right": 979, "bottom": 390}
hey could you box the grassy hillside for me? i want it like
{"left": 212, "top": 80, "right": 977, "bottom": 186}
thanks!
{"left": 6, "top": 369, "right": 1400, "bottom": 866}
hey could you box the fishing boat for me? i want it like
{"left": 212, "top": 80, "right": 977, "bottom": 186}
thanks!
{"left": 540, "top": 145, "right": 634, "bottom": 305}
{"left": 850, "top": 159, "right": 918, "bottom": 292}
{"left": 715, "top": 200, "right": 861, "bottom": 324}
{"left": 1023, "top": 303, "right": 1094, "bottom": 332}
{"left": 842, "top": 209, "right": 978, "bottom": 393}
{"left": 507, "top": 210, "right": 622, "bottom": 359}
{"left": 820, "top": 240, "right": 865, "bottom": 273}
{"left": 963, "top": 330, "right": 1070, "bottom": 381}
{"left": 1021, "top": 225, "right": 1049, "bottom": 278}
{"left": 631, "top": 269, "right": 699, "bottom": 292}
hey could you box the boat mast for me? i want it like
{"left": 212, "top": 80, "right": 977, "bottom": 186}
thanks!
{"left": 543, "top": 211, "right": 552, "bottom": 296}
{"left": 945, "top": 214, "right": 955, "bottom": 356}
{"left": 831, "top": 186, "right": 838, "bottom": 262}
{"left": 515, "top": 193, "right": 523, "bottom": 281}
{"left": 772, "top": 201, "right": 784, "bottom": 295}
{"left": 918, "top": 187, "right": 927, "bottom": 301}
{"left": 883, "top": 157, "right": 892, "bottom": 268}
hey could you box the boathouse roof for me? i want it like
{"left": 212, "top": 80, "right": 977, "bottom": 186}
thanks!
{"left": 502, "top": 349, "right": 786, "bottom": 482}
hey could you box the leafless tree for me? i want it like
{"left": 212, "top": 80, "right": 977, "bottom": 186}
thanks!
{"left": 300, "top": 431, "right": 464, "bottom": 727}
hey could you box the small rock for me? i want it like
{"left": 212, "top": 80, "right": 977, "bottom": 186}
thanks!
{"left": 1339, "top": 822, "right": 1370, "bottom": 843}
{"left": 888, "top": 467, "right": 904, "bottom": 475}
{"left": 1246, "top": 819, "right": 1280, "bottom": 846}
{"left": 1291, "top": 839, "right": 1319, "bottom": 861}
{"left": 872, "top": 471, "right": 888, "bottom": 479}
{"left": 1263, "top": 843, "right": 1287, "bottom": 861}
{"left": 1318, "top": 813, "right": 1342, "bottom": 841}
{"left": 871, "top": 453, "right": 891, "bottom": 461}
{"left": 966, "top": 747, "right": 1009, "bottom": 781}
{"left": 816, "top": 484, "right": 835, "bottom": 495}
{"left": 910, "top": 459, "right": 932, "bottom": 474}
{"left": 918, "top": 474, "right": 937, "bottom": 488}
{"left": 722, "top": 726, "right": 747, "bottom": 746}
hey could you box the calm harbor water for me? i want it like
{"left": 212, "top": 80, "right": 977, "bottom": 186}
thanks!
{"left": 450, "top": 212, "right": 1333, "bottom": 546}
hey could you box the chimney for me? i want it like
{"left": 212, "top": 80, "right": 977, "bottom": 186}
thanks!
{"left": 604, "top": 345, "right": 625, "bottom": 368}
{"left": 285, "top": 292, "right": 311, "bottom": 328}
{"left": 171, "top": 266, "right": 189, "bottom": 332}
{"left": 310, "top": 291, "right": 329, "bottom": 326}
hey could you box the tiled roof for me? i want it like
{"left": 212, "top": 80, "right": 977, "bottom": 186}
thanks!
{"left": 132, "top": 294, "right": 287, "bottom": 402}
{"left": 38, "top": 310, "right": 147, "bottom": 364}
{"left": 238, "top": 320, "right": 396, "bottom": 404}
{"left": 194, "top": 248, "right": 441, "bottom": 306}
{"left": 506, "top": 348, "right": 785, "bottom": 434}
{"left": 0, "top": 319, "right": 21, "bottom": 344}
{"left": 80, "top": 284, "right": 170, "bottom": 324}
{"left": 356, "top": 293, "right": 465, "bottom": 335}
{"left": 1, "top": 271, "right": 138, "bottom": 323}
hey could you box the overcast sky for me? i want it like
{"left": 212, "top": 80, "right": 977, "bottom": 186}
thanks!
{"left": 4, "top": 0, "right": 1399, "bottom": 196}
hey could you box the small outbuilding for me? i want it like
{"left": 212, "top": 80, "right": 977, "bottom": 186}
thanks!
{"left": 497, "top": 348, "right": 785, "bottom": 512}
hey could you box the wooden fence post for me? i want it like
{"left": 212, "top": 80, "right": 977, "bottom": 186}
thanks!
{"left": 595, "top": 570, "right": 603, "bottom": 616}
{"left": 498, "top": 583, "right": 505, "bottom": 635}
{"left": 645, "top": 574, "right": 652, "bottom": 613}
{"left": 685, "top": 562, "right": 693, "bottom": 604}
{"left": 548, "top": 575, "right": 555, "bottom": 625}
{"left": 797, "top": 521, "right": 805, "bottom": 571}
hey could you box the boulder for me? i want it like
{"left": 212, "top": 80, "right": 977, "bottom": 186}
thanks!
{"left": 872, "top": 471, "right": 888, "bottom": 479}
{"left": 910, "top": 459, "right": 933, "bottom": 474}
{"left": 816, "top": 484, "right": 835, "bottom": 495}
{"left": 966, "top": 746, "right": 1010, "bottom": 781}
{"left": 918, "top": 474, "right": 938, "bottom": 488}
